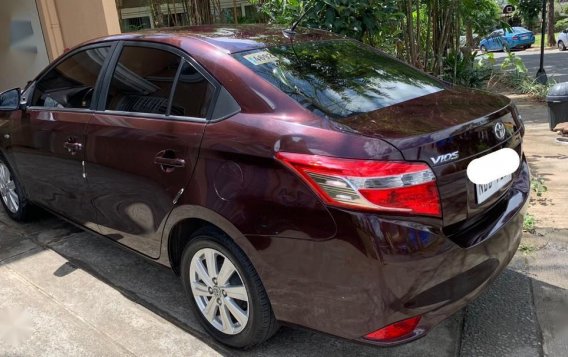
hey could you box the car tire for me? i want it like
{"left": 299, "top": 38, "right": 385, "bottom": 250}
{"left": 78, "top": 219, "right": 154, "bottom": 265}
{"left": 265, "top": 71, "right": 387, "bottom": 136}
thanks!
{"left": 503, "top": 43, "right": 510, "bottom": 52}
{"left": 180, "top": 227, "right": 279, "bottom": 349}
{"left": 559, "top": 41, "right": 566, "bottom": 51}
{"left": 480, "top": 45, "right": 487, "bottom": 53}
{"left": 0, "top": 155, "right": 33, "bottom": 222}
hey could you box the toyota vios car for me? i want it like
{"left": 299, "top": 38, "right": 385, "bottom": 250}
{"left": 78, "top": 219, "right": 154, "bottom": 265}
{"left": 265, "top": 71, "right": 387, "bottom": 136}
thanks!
{"left": 0, "top": 25, "right": 529, "bottom": 348}
{"left": 480, "top": 27, "right": 535, "bottom": 52}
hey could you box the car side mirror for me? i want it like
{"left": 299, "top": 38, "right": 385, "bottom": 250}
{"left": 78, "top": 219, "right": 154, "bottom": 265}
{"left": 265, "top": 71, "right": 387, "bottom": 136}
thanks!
{"left": 0, "top": 88, "right": 21, "bottom": 111}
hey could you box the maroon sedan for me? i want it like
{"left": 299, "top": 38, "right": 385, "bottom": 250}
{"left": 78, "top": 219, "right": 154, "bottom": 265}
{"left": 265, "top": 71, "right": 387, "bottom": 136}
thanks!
{"left": 0, "top": 25, "right": 529, "bottom": 348}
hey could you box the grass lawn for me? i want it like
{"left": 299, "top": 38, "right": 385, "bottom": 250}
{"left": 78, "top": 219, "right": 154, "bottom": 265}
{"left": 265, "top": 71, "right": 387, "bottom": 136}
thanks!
{"left": 533, "top": 33, "right": 556, "bottom": 49}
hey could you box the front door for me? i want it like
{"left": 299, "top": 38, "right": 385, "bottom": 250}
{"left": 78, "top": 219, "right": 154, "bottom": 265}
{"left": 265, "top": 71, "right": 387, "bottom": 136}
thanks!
{"left": 9, "top": 45, "right": 112, "bottom": 228}
{"left": 85, "top": 43, "right": 215, "bottom": 258}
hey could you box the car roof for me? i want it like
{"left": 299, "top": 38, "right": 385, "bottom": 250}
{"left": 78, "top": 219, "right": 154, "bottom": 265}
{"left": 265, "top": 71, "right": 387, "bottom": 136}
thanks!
{"left": 90, "top": 24, "right": 343, "bottom": 54}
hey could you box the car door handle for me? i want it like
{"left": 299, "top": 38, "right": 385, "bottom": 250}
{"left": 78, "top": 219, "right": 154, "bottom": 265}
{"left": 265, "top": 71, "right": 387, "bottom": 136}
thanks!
{"left": 64, "top": 141, "right": 83, "bottom": 154}
{"left": 154, "top": 156, "right": 186, "bottom": 168}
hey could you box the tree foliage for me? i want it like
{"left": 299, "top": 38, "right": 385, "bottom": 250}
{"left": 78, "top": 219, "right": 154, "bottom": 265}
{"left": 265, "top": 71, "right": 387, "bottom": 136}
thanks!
{"left": 252, "top": 0, "right": 501, "bottom": 79}
{"left": 251, "top": 0, "right": 403, "bottom": 46}
{"left": 512, "top": 0, "right": 542, "bottom": 30}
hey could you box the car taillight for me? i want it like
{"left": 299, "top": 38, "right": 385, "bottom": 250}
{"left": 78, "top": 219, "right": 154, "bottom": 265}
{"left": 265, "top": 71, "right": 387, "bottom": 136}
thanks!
{"left": 364, "top": 316, "right": 422, "bottom": 342}
{"left": 275, "top": 152, "right": 441, "bottom": 217}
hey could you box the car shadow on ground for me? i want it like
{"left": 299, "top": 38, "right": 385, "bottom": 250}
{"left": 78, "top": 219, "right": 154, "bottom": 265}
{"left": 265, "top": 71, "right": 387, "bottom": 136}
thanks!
{"left": 3, "top": 212, "right": 565, "bottom": 357}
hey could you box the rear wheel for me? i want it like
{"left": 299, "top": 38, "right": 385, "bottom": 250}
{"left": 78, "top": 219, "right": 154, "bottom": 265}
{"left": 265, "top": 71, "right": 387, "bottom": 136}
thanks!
{"left": 0, "top": 156, "right": 32, "bottom": 221}
{"left": 559, "top": 41, "right": 566, "bottom": 51}
{"left": 480, "top": 45, "right": 487, "bottom": 53}
{"left": 181, "top": 228, "right": 278, "bottom": 348}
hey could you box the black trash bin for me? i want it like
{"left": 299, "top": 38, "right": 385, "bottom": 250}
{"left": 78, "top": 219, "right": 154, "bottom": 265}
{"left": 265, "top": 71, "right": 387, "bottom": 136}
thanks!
{"left": 546, "top": 82, "right": 568, "bottom": 131}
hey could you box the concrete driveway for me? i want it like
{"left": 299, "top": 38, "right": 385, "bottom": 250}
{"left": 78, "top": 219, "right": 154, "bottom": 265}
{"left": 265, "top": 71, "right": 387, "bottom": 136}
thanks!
{"left": 0, "top": 97, "right": 566, "bottom": 356}
{"left": 493, "top": 48, "right": 568, "bottom": 83}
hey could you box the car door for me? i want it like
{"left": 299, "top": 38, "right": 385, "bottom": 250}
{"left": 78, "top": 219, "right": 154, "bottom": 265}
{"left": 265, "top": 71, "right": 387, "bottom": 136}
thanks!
{"left": 84, "top": 42, "right": 216, "bottom": 258}
{"left": 486, "top": 31, "right": 498, "bottom": 51}
{"left": 8, "top": 43, "right": 114, "bottom": 227}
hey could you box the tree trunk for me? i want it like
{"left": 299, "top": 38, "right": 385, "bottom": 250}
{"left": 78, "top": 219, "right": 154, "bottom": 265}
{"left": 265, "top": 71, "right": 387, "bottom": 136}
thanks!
{"left": 166, "top": 0, "right": 172, "bottom": 26}
{"left": 415, "top": 0, "right": 421, "bottom": 67}
{"left": 233, "top": 0, "right": 239, "bottom": 24}
{"left": 187, "top": 0, "right": 212, "bottom": 25}
{"left": 424, "top": 1, "right": 432, "bottom": 70}
{"left": 548, "top": 0, "right": 556, "bottom": 47}
{"left": 406, "top": 0, "right": 417, "bottom": 66}
{"left": 466, "top": 22, "right": 474, "bottom": 47}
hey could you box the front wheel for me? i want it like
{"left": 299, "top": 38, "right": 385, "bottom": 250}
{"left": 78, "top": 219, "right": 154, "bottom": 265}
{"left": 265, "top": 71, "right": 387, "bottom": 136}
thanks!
{"left": 480, "top": 45, "right": 487, "bottom": 53}
{"left": 559, "top": 41, "right": 566, "bottom": 51}
{"left": 181, "top": 228, "right": 278, "bottom": 348}
{"left": 0, "top": 156, "right": 32, "bottom": 221}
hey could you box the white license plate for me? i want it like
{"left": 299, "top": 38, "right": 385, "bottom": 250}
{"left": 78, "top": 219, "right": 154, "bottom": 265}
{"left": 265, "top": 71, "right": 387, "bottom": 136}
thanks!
{"left": 475, "top": 175, "right": 512, "bottom": 204}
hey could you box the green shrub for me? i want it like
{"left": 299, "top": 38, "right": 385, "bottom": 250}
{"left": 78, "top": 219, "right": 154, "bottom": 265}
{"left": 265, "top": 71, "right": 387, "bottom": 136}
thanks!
{"left": 487, "top": 51, "right": 555, "bottom": 101}
{"left": 442, "top": 50, "right": 493, "bottom": 88}
{"left": 555, "top": 18, "right": 568, "bottom": 32}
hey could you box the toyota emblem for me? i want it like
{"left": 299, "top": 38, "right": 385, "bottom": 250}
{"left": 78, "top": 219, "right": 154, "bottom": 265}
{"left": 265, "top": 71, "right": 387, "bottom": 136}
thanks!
{"left": 494, "top": 122, "right": 506, "bottom": 140}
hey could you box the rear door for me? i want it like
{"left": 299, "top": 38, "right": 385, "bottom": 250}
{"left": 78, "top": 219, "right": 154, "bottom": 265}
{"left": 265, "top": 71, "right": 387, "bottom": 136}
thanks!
{"left": 487, "top": 32, "right": 498, "bottom": 50}
{"left": 8, "top": 44, "right": 113, "bottom": 227}
{"left": 85, "top": 42, "right": 216, "bottom": 258}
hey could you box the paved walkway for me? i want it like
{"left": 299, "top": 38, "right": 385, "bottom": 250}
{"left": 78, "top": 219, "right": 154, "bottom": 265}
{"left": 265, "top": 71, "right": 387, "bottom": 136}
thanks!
{"left": 0, "top": 96, "right": 566, "bottom": 356}
{"left": 493, "top": 48, "right": 568, "bottom": 83}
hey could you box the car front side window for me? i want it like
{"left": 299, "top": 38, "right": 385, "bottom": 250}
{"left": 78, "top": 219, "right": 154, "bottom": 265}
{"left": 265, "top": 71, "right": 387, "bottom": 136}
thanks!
{"left": 104, "top": 45, "right": 214, "bottom": 119}
{"left": 31, "top": 47, "right": 110, "bottom": 109}
{"left": 105, "top": 46, "right": 180, "bottom": 115}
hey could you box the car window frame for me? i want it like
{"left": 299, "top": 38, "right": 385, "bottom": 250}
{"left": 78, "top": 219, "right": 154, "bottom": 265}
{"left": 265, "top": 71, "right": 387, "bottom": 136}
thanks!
{"left": 96, "top": 41, "right": 221, "bottom": 123}
{"left": 27, "top": 42, "right": 118, "bottom": 113}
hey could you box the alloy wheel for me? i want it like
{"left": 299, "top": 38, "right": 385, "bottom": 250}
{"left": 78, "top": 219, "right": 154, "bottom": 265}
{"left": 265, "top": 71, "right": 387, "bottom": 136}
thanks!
{"left": 0, "top": 163, "right": 19, "bottom": 214}
{"left": 559, "top": 41, "right": 566, "bottom": 51}
{"left": 189, "top": 248, "right": 250, "bottom": 335}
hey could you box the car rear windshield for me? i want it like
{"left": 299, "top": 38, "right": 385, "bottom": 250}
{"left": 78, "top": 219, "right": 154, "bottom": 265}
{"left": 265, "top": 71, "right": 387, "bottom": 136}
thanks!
{"left": 512, "top": 27, "right": 529, "bottom": 33}
{"left": 233, "top": 40, "right": 444, "bottom": 119}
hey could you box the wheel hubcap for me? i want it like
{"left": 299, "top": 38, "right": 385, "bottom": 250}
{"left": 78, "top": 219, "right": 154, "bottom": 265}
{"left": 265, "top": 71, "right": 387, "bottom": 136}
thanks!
{"left": 0, "top": 163, "right": 19, "bottom": 214}
{"left": 189, "top": 248, "right": 250, "bottom": 335}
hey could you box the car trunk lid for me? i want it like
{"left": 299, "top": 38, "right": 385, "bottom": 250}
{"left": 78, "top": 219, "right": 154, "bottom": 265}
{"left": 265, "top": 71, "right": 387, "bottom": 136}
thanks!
{"left": 331, "top": 87, "right": 523, "bottom": 226}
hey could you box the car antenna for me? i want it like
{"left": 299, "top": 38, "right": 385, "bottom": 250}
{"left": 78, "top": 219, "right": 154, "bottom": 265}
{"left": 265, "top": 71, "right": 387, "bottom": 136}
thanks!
{"left": 282, "top": 4, "right": 316, "bottom": 40}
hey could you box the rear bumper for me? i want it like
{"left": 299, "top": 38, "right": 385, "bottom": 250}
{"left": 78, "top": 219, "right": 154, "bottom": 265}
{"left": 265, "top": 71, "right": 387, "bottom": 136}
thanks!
{"left": 361, "top": 160, "right": 529, "bottom": 345}
{"left": 252, "top": 158, "right": 530, "bottom": 345}
{"left": 357, "top": 158, "right": 530, "bottom": 346}
{"left": 511, "top": 38, "right": 535, "bottom": 48}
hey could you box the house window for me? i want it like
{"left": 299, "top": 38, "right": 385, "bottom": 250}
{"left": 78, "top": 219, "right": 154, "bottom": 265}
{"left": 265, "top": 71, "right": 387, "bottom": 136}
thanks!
{"left": 123, "top": 16, "right": 151, "bottom": 32}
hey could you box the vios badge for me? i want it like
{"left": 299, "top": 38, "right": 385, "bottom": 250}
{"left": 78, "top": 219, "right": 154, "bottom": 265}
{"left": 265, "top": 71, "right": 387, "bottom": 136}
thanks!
{"left": 430, "top": 151, "right": 459, "bottom": 165}
{"left": 494, "top": 122, "right": 506, "bottom": 140}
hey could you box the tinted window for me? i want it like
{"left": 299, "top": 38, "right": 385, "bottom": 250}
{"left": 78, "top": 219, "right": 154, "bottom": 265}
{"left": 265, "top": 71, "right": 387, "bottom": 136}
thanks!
{"left": 512, "top": 27, "right": 529, "bottom": 33}
{"left": 233, "top": 40, "right": 444, "bottom": 119}
{"left": 170, "top": 61, "right": 214, "bottom": 118}
{"left": 106, "top": 46, "right": 180, "bottom": 115}
{"left": 32, "top": 47, "right": 110, "bottom": 109}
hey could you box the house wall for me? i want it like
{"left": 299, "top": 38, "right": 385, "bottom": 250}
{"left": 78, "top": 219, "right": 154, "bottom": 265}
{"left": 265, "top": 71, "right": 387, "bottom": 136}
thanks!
{"left": 35, "top": 0, "right": 121, "bottom": 61}
{"left": 0, "top": 0, "right": 50, "bottom": 89}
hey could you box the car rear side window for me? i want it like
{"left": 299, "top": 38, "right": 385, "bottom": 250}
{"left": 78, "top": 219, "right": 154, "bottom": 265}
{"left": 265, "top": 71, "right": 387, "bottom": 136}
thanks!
{"left": 105, "top": 46, "right": 213, "bottom": 118}
{"left": 234, "top": 40, "right": 444, "bottom": 119}
{"left": 31, "top": 47, "right": 110, "bottom": 109}
{"left": 170, "top": 61, "right": 214, "bottom": 118}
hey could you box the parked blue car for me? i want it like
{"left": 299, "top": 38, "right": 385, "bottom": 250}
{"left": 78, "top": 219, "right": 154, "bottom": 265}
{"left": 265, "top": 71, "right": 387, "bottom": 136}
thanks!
{"left": 479, "top": 27, "right": 535, "bottom": 52}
